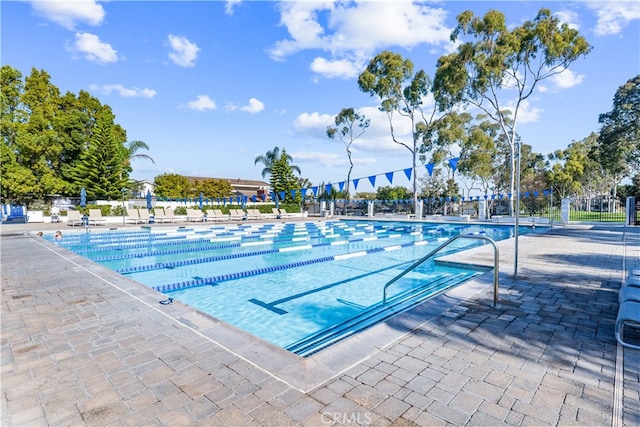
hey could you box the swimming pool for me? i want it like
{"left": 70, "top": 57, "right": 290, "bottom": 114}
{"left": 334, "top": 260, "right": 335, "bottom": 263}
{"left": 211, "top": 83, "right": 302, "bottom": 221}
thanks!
{"left": 50, "top": 220, "right": 539, "bottom": 355}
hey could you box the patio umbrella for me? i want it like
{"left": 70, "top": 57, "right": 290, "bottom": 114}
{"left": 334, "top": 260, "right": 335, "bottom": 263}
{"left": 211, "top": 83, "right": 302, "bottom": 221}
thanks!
{"left": 80, "top": 187, "right": 87, "bottom": 208}
{"left": 146, "top": 190, "right": 152, "bottom": 210}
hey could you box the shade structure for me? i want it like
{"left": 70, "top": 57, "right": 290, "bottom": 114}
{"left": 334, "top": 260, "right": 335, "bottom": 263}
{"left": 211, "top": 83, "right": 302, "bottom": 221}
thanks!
{"left": 80, "top": 188, "right": 87, "bottom": 208}
{"left": 146, "top": 190, "right": 152, "bottom": 210}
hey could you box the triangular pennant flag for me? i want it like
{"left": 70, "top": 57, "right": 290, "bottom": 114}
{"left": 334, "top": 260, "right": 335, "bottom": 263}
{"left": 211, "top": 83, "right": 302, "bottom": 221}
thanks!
{"left": 301, "top": 188, "right": 307, "bottom": 198}
{"left": 403, "top": 168, "right": 412, "bottom": 181}
{"left": 325, "top": 184, "right": 332, "bottom": 195}
{"left": 448, "top": 157, "right": 460, "bottom": 172}
{"left": 353, "top": 178, "right": 359, "bottom": 190}
{"left": 385, "top": 172, "right": 394, "bottom": 184}
{"left": 279, "top": 191, "right": 285, "bottom": 201}
{"left": 426, "top": 163, "right": 434, "bottom": 176}
{"left": 338, "top": 181, "right": 344, "bottom": 192}
{"left": 311, "top": 186, "right": 318, "bottom": 196}
{"left": 368, "top": 175, "right": 376, "bottom": 187}
{"left": 290, "top": 190, "right": 297, "bottom": 199}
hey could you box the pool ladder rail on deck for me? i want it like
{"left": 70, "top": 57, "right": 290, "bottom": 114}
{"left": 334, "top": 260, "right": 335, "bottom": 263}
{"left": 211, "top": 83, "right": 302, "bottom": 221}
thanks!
{"left": 383, "top": 234, "right": 500, "bottom": 306}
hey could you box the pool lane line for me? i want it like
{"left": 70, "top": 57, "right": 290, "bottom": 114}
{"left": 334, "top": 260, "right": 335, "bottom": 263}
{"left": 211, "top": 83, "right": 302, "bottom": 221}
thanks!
{"left": 152, "top": 236, "right": 478, "bottom": 293}
{"left": 93, "top": 224, "right": 443, "bottom": 262}
{"left": 114, "top": 229, "right": 444, "bottom": 273}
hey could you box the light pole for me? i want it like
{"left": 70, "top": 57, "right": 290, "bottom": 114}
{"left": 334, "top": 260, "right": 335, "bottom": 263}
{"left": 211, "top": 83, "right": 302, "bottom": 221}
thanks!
{"left": 514, "top": 135, "right": 522, "bottom": 278}
{"left": 121, "top": 188, "right": 126, "bottom": 226}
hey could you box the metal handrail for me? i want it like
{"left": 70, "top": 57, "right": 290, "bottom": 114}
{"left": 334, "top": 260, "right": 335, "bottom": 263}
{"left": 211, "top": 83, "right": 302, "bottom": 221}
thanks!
{"left": 382, "top": 235, "right": 500, "bottom": 306}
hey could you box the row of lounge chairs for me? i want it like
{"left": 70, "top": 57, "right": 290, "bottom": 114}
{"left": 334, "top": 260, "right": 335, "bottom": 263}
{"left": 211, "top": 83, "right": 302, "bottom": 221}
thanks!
{"left": 65, "top": 207, "right": 301, "bottom": 226}
{"left": 66, "top": 209, "right": 107, "bottom": 226}
{"left": 615, "top": 267, "right": 640, "bottom": 349}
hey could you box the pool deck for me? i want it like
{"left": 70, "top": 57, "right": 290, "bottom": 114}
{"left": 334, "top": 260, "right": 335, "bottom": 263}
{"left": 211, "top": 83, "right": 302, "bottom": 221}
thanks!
{"left": 1, "top": 220, "right": 639, "bottom": 426}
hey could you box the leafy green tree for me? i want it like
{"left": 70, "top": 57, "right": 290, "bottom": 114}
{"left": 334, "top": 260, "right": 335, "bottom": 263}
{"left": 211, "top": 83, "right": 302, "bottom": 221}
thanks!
{"left": 434, "top": 8, "right": 592, "bottom": 214}
{"left": 153, "top": 173, "right": 191, "bottom": 198}
{"left": 71, "top": 114, "right": 127, "bottom": 199}
{"left": 594, "top": 75, "right": 640, "bottom": 188}
{"left": 326, "top": 107, "right": 370, "bottom": 209}
{"left": 358, "top": 51, "right": 451, "bottom": 212}
{"left": 1, "top": 65, "right": 136, "bottom": 204}
{"left": 192, "top": 178, "right": 232, "bottom": 198}
{"left": 456, "top": 115, "right": 502, "bottom": 195}
{"left": 376, "top": 185, "right": 412, "bottom": 200}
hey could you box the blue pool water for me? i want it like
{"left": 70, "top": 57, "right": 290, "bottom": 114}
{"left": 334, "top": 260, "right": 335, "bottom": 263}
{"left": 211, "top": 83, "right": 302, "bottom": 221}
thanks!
{"left": 50, "top": 220, "right": 539, "bottom": 355}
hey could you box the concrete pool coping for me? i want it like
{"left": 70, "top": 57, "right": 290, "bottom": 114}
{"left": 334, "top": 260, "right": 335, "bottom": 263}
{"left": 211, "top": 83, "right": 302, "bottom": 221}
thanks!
{"left": 2, "top": 219, "right": 639, "bottom": 426}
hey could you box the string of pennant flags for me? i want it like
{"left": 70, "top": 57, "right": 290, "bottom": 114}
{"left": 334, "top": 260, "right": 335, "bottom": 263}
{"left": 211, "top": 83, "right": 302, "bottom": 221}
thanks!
{"left": 156, "top": 158, "right": 552, "bottom": 206}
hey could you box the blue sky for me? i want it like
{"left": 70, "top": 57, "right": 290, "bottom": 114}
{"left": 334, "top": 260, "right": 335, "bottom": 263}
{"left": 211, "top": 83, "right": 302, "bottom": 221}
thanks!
{"left": 3, "top": 0, "right": 639, "bottom": 193}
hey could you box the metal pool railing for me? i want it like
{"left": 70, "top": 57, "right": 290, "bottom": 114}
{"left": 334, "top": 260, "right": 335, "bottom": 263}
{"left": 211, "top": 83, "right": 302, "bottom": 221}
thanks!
{"left": 383, "top": 235, "right": 500, "bottom": 306}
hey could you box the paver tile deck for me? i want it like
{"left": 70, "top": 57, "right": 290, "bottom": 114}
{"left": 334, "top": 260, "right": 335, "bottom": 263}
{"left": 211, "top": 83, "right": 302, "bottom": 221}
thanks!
{"left": 1, "top": 221, "right": 639, "bottom": 426}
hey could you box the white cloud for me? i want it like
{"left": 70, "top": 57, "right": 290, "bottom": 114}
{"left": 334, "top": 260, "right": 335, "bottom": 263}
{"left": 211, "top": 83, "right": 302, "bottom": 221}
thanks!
{"left": 31, "top": 0, "right": 105, "bottom": 30}
{"left": 587, "top": 1, "right": 640, "bottom": 35}
{"left": 187, "top": 95, "right": 216, "bottom": 111}
{"left": 167, "top": 34, "right": 200, "bottom": 67}
{"left": 505, "top": 99, "right": 542, "bottom": 125}
{"left": 310, "top": 57, "right": 360, "bottom": 79}
{"left": 232, "top": 98, "right": 265, "bottom": 114}
{"left": 68, "top": 32, "right": 118, "bottom": 64}
{"left": 293, "top": 151, "right": 347, "bottom": 167}
{"left": 225, "top": 0, "right": 242, "bottom": 16}
{"left": 293, "top": 112, "right": 334, "bottom": 136}
{"left": 555, "top": 10, "right": 580, "bottom": 30}
{"left": 269, "top": 1, "right": 454, "bottom": 79}
{"left": 550, "top": 69, "right": 585, "bottom": 89}
{"left": 89, "top": 84, "right": 156, "bottom": 98}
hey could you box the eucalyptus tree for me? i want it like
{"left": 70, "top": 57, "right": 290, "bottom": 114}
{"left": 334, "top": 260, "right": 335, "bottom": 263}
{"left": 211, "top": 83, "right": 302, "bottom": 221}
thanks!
{"left": 326, "top": 107, "right": 370, "bottom": 211}
{"left": 455, "top": 115, "right": 502, "bottom": 196}
{"left": 433, "top": 8, "right": 592, "bottom": 215}
{"left": 358, "top": 51, "right": 452, "bottom": 213}
{"left": 594, "top": 75, "right": 640, "bottom": 191}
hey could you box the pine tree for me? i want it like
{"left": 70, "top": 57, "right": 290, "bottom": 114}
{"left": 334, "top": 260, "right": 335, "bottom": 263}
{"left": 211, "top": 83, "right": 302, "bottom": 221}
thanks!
{"left": 72, "top": 115, "right": 127, "bottom": 200}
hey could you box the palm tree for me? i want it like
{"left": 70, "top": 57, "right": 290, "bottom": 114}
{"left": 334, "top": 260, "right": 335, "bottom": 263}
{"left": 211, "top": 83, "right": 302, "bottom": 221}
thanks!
{"left": 254, "top": 146, "right": 299, "bottom": 178}
{"left": 124, "top": 140, "right": 155, "bottom": 167}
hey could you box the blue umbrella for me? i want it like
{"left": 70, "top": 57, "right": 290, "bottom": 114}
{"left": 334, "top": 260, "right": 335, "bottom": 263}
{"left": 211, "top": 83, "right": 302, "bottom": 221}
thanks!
{"left": 146, "top": 190, "right": 152, "bottom": 210}
{"left": 80, "top": 187, "right": 87, "bottom": 208}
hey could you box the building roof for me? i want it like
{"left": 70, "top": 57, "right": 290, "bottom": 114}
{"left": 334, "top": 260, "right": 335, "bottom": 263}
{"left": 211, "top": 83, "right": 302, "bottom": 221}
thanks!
{"left": 184, "top": 177, "right": 269, "bottom": 188}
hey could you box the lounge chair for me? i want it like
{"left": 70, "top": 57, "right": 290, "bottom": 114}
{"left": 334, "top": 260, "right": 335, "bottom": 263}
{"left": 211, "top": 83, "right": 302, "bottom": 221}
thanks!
{"left": 229, "top": 209, "right": 246, "bottom": 221}
{"left": 153, "top": 207, "right": 167, "bottom": 223}
{"left": 619, "top": 286, "right": 640, "bottom": 303}
{"left": 207, "top": 209, "right": 228, "bottom": 222}
{"left": 245, "top": 208, "right": 261, "bottom": 220}
{"left": 186, "top": 208, "right": 205, "bottom": 222}
{"left": 88, "top": 209, "right": 107, "bottom": 226}
{"left": 126, "top": 209, "right": 143, "bottom": 224}
{"left": 138, "top": 208, "right": 151, "bottom": 224}
{"left": 615, "top": 300, "right": 640, "bottom": 349}
{"left": 2, "top": 204, "right": 28, "bottom": 223}
{"left": 161, "top": 207, "right": 179, "bottom": 223}
{"left": 66, "top": 210, "right": 84, "bottom": 226}
{"left": 272, "top": 208, "right": 296, "bottom": 218}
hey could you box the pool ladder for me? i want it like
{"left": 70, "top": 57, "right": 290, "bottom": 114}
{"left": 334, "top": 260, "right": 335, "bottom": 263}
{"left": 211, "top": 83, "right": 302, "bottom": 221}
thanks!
{"left": 383, "top": 235, "right": 500, "bottom": 306}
